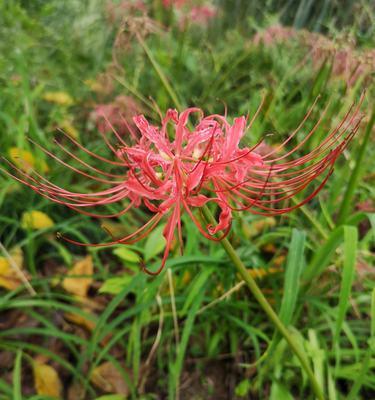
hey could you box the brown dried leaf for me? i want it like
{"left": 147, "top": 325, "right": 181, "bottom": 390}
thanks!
{"left": 67, "top": 380, "right": 86, "bottom": 400}
{"left": 90, "top": 362, "right": 130, "bottom": 395}
{"left": 33, "top": 361, "right": 62, "bottom": 398}
{"left": 62, "top": 255, "right": 93, "bottom": 298}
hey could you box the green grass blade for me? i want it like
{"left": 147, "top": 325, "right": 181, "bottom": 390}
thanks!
{"left": 303, "top": 226, "right": 345, "bottom": 282}
{"left": 337, "top": 109, "right": 375, "bottom": 224}
{"left": 169, "top": 277, "right": 207, "bottom": 399}
{"left": 346, "top": 285, "right": 373, "bottom": 400}
{"left": 13, "top": 350, "right": 22, "bottom": 400}
{"left": 346, "top": 351, "right": 372, "bottom": 400}
{"left": 333, "top": 226, "right": 358, "bottom": 345}
{"left": 371, "top": 287, "right": 375, "bottom": 339}
{"left": 181, "top": 267, "right": 213, "bottom": 314}
{"left": 279, "top": 229, "right": 306, "bottom": 326}
{"left": 136, "top": 34, "right": 184, "bottom": 111}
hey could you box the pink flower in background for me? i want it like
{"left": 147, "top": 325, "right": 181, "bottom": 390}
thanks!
{"left": 253, "top": 25, "right": 298, "bottom": 46}
{"left": 253, "top": 25, "right": 374, "bottom": 87}
{"left": 3, "top": 99, "right": 363, "bottom": 274}
{"left": 310, "top": 43, "right": 375, "bottom": 88}
{"left": 91, "top": 95, "right": 142, "bottom": 136}
{"left": 162, "top": 0, "right": 187, "bottom": 8}
{"left": 163, "top": 0, "right": 217, "bottom": 28}
{"left": 188, "top": 5, "right": 217, "bottom": 25}
{"left": 106, "top": 0, "right": 147, "bottom": 23}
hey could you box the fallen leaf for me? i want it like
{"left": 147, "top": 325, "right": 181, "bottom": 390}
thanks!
{"left": 9, "top": 147, "right": 49, "bottom": 173}
{"left": 33, "top": 360, "right": 62, "bottom": 398}
{"left": 84, "top": 78, "right": 105, "bottom": 93}
{"left": 272, "top": 254, "right": 286, "bottom": 267}
{"left": 100, "top": 220, "right": 129, "bottom": 238}
{"left": 91, "top": 362, "right": 130, "bottom": 396}
{"left": 246, "top": 266, "right": 282, "bottom": 279}
{"left": 59, "top": 119, "right": 79, "bottom": 139}
{"left": 64, "top": 311, "right": 96, "bottom": 332}
{"left": 42, "top": 91, "right": 73, "bottom": 106}
{"left": 0, "top": 247, "right": 26, "bottom": 291}
{"left": 181, "top": 270, "right": 192, "bottom": 285}
{"left": 262, "top": 243, "right": 277, "bottom": 254}
{"left": 21, "top": 210, "right": 54, "bottom": 230}
{"left": 67, "top": 380, "right": 86, "bottom": 400}
{"left": 243, "top": 217, "right": 276, "bottom": 239}
{"left": 62, "top": 255, "right": 93, "bottom": 298}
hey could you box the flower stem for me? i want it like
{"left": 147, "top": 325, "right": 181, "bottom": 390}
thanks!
{"left": 201, "top": 205, "right": 324, "bottom": 400}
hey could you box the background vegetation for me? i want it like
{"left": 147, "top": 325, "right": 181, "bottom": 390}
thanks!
{"left": 0, "top": 0, "right": 374, "bottom": 399}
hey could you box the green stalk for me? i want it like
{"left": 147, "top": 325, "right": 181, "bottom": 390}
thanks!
{"left": 202, "top": 205, "right": 324, "bottom": 400}
{"left": 136, "top": 33, "right": 184, "bottom": 111}
{"left": 337, "top": 109, "right": 375, "bottom": 224}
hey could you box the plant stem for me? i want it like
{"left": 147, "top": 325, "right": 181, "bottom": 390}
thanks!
{"left": 136, "top": 33, "right": 184, "bottom": 111}
{"left": 201, "top": 205, "right": 324, "bottom": 400}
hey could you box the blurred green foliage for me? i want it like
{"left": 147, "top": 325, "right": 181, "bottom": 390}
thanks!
{"left": 0, "top": 1, "right": 374, "bottom": 399}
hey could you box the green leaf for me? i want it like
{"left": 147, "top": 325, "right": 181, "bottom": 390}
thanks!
{"left": 181, "top": 267, "right": 213, "bottom": 314}
{"left": 169, "top": 286, "right": 205, "bottom": 399}
{"left": 307, "top": 330, "right": 325, "bottom": 393}
{"left": 144, "top": 224, "right": 166, "bottom": 262}
{"left": 99, "top": 275, "right": 135, "bottom": 295}
{"left": 334, "top": 226, "right": 358, "bottom": 345}
{"left": 270, "top": 381, "right": 294, "bottom": 400}
{"left": 303, "top": 226, "right": 345, "bottom": 282}
{"left": 371, "top": 287, "right": 375, "bottom": 339}
{"left": 279, "top": 229, "right": 306, "bottom": 326}
{"left": 235, "top": 379, "right": 251, "bottom": 397}
{"left": 13, "top": 350, "right": 22, "bottom": 400}
{"left": 113, "top": 246, "right": 140, "bottom": 264}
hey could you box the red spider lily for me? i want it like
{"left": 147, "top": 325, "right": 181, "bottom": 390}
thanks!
{"left": 2, "top": 97, "right": 363, "bottom": 275}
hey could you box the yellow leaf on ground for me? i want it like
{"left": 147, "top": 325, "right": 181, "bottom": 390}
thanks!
{"left": 243, "top": 217, "right": 276, "bottom": 239}
{"left": 246, "top": 267, "right": 282, "bottom": 279}
{"left": 21, "top": 210, "right": 54, "bottom": 230}
{"left": 62, "top": 255, "right": 93, "bottom": 297}
{"left": 64, "top": 311, "right": 96, "bottom": 331}
{"left": 9, "top": 147, "right": 49, "bottom": 173}
{"left": 0, "top": 247, "right": 26, "bottom": 291}
{"left": 100, "top": 220, "right": 129, "bottom": 238}
{"left": 84, "top": 78, "right": 104, "bottom": 93}
{"left": 33, "top": 361, "right": 62, "bottom": 398}
{"left": 59, "top": 119, "right": 79, "bottom": 139}
{"left": 42, "top": 91, "right": 73, "bottom": 106}
{"left": 91, "top": 362, "right": 130, "bottom": 395}
{"left": 181, "top": 270, "right": 192, "bottom": 285}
